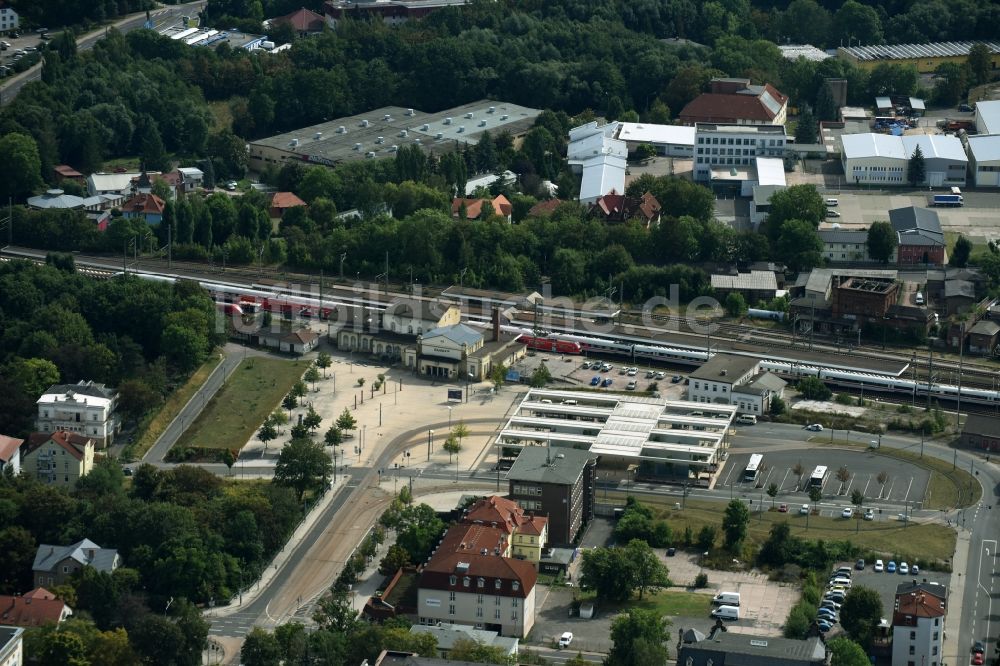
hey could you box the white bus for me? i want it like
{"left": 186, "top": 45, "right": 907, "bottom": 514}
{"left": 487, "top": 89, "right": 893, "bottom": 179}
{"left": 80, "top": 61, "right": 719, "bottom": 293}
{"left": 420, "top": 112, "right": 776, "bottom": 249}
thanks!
{"left": 743, "top": 454, "right": 763, "bottom": 483}
{"left": 809, "top": 465, "right": 828, "bottom": 488}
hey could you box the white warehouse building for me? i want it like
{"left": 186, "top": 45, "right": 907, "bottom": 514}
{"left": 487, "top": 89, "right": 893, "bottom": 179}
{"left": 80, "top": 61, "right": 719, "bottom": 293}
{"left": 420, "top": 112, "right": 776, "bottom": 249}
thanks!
{"left": 841, "top": 133, "right": 967, "bottom": 186}
{"left": 615, "top": 122, "right": 695, "bottom": 157}
{"left": 966, "top": 135, "right": 1000, "bottom": 187}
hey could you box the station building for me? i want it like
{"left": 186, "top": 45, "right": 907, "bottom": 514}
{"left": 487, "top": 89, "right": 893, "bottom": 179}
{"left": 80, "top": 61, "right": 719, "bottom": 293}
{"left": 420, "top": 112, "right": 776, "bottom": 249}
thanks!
{"left": 495, "top": 389, "right": 735, "bottom": 486}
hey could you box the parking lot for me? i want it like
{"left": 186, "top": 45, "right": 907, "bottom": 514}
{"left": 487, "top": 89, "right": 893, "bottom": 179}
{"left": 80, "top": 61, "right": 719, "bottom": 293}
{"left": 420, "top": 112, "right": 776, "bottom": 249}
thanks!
{"left": 721, "top": 448, "right": 931, "bottom": 515}
{"left": 830, "top": 559, "right": 949, "bottom": 624}
{"left": 527, "top": 518, "right": 800, "bottom": 649}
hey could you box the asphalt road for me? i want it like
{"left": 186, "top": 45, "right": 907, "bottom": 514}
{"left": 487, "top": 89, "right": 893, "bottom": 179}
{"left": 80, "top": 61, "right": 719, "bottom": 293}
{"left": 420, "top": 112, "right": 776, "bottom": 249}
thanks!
{"left": 0, "top": 2, "right": 205, "bottom": 106}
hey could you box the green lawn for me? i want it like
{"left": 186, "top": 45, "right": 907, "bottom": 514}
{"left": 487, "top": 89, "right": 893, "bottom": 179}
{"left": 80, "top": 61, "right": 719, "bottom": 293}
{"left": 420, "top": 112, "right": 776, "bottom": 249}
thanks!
{"left": 633, "top": 589, "right": 712, "bottom": 617}
{"left": 605, "top": 493, "right": 957, "bottom": 565}
{"left": 174, "top": 357, "right": 308, "bottom": 452}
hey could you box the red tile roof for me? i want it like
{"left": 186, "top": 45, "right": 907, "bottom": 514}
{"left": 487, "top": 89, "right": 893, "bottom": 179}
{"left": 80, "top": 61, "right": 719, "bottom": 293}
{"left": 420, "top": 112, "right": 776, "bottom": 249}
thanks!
{"left": 122, "top": 193, "right": 165, "bottom": 215}
{"left": 527, "top": 199, "right": 563, "bottom": 217}
{"left": 276, "top": 7, "right": 325, "bottom": 32}
{"left": 893, "top": 590, "right": 946, "bottom": 624}
{"left": 54, "top": 165, "right": 84, "bottom": 179}
{"left": 0, "top": 588, "right": 71, "bottom": 627}
{"left": 679, "top": 83, "right": 788, "bottom": 124}
{"left": 517, "top": 515, "right": 547, "bottom": 537}
{"left": 271, "top": 191, "right": 307, "bottom": 210}
{"left": 0, "top": 435, "right": 23, "bottom": 464}
{"left": 451, "top": 196, "right": 511, "bottom": 220}
{"left": 26, "top": 432, "right": 92, "bottom": 462}
{"left": 464, "top": 496, "right": 525, "bottom": 534}
{"left": 590, "top": 190, "right": 660, "bottom": 224}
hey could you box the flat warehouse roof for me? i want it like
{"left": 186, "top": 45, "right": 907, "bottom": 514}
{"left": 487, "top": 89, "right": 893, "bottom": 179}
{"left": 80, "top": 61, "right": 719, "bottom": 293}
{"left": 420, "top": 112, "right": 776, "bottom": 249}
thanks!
{"left": 841, "top": 41, "right": 1000, "bottom": 61}
{"left": 250, "top": 101, "right": 541, "bottom": 166}
{"left": 616, "top": 122, "right": 695, "bottom": 146}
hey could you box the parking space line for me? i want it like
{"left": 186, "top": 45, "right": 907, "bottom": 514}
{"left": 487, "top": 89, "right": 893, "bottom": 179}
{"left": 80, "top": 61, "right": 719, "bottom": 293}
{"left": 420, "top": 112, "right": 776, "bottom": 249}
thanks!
{"left": 780, "top": 468, "right": 791, "bottom": 491}
{"left": 885, "top": 479, "right": 895, "bottom": 499}
{"left": 903, "top": 477, "right": 913, "bottom": 503}
{"left": 845, "top": 476, "right": 855, "bottom": 496}
{"left": 862, "top": 475, "right": 872, "bottom": 497}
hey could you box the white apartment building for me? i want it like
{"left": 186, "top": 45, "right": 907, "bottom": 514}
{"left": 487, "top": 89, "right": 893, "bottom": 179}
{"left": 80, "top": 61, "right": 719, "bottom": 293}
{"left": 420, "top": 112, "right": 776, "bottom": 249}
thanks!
{"left": 693, "top": 123, "right": 787, "bottom": 182}
{"left": 892, "top": 582, "right": 946, "bottom": 666}
{"left": 417, "top": 522, "right": 537, "bottom": 638}
{"left": 36, "top": 381, "right": 119, "bottom": 447}
{"left": 0, "top": 5, "right": 18, "bottom": 34}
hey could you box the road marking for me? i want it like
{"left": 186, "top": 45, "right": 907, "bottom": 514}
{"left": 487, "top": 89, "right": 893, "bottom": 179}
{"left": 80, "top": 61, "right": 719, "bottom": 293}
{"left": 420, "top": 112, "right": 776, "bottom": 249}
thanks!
{"left": 903, "top": 477, "right": 913, "bottom": 502}
{"left": 980, "top": 540, "right": 997, "bottom": 644}
{"left": 862, "top": 475, "right": 872, "bottom": 497}
{"left": 885, "top": 478, "right": 896, "bottom": 499}
{"left": 780, "top": 468, "right": 791, "bottom": 491}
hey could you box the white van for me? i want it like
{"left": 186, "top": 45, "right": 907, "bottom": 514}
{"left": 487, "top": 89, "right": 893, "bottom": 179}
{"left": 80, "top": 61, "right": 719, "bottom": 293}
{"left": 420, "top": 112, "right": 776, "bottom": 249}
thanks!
{"left": 736, "top": 415, "right": 757, "bottom": 425}
{"left": 825, "top": 198, "right": 839, "bottom": 206}
{"left": 711, "top": 605, "right": 740, "bottom": 621}
{"left": 712, "top": 591, "right": 741, "bottom": 607}
{"left": 915, "top": 292, "right": 925, "bottom": 305}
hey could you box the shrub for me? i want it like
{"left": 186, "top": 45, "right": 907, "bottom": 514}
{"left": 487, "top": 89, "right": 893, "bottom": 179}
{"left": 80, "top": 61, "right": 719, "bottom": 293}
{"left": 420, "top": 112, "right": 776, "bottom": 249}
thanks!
{"left": 693, "top": 573, "right": 708, "bottom": 589}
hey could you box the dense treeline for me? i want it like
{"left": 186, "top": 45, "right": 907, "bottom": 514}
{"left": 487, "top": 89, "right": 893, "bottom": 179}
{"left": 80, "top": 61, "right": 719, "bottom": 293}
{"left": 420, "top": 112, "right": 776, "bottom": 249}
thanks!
{"left": 0, "top": 261, "right": 224, "bottom": 437}
{"left": 9, "top": 0, "right": 153, "bottom": 29}
{"left": 0, "top": 463, "right": 301, "bottom": 664}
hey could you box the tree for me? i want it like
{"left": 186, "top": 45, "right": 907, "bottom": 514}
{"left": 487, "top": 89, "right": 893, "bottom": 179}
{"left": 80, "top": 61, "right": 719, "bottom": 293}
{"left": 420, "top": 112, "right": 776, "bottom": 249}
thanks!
{"left": 7, "top": 357, "right": 60, "bottom": 399}
{"left": 336, "top": 407, "right": 357, "bottom": 431}
{"left": 452, "top": 421, "right": 470, "bottom": 448}
{"left": 581, "top": 546, "right": 635, "bottom": 602}
{"left": 809, "top": 486, "right": 823, "bottom": 512}
{"left": 797, "top": 377, "right": 832, "bottom": 400}
{"left": 866, "top": 221, "right": 897, "bottom": 264}
{"left": 767, "top": 483, "right": 779, "bottom": 508}
{"left": 304, "top": 364, "right": 321, "bottom": 391}
{"left": 792, "top": 462, "right": 805, "bottom": 490}
{"left": 242, "top": 627, "right": 282, "bottom": 666}
{"left": 282, "top": 393, "right": 297, "bottom": 418}
{"left": 908, "top": 144, "right": 926, "bottom": 186}
{"left": 724, "top": 292, "right": 747, "bottom": 317}
{"left": 777, "top": 219, "right": 823, "bottom": 273}
{"left": 442, "top": 435, "right": 461, "bottom": 463}
{"left": 722, "top": 499, "right": 750, "bottom": 552}
{"left": 833, "top": 0, "right": 883, "bottom": 45}
{"left": 257, "top": 421, "right": 278, "bottom": 451}
{"left": 274, "top": 437, "right": 333, "bottom": 501}
{"left": 222, "top": 448, "right": 236, "bottom": 475}
{"left": 529, "top": 363, "right": 552, "bottom": 387}
{"left": 379, "top": 544, "right": 412, "bottom": 575}
{"left": 625, "top": 539, "right": 670, "bottom": 600}
{"left": 136, "top": 113, "right": 169, "bottom": 173}
{"left": 828, "top": 637, "right": 870, "bottom": 666}
{"left": 851, "top": 489, "right": 864, "bottom": 512}
{"left": 836, "top": 466, "right": 851, "bottom": 494}
{"left": 952, "top": 235, "right": 973, "bottom": 267}
{"left": 840, "top": 586, "right": 883, "bottom": 647}
{"left": 292, "top": 380, "right": 308, "bottom": 399}
{"left": 490, "top": 363, "right": 507, "bottom": 391}
{"left": 696, "top": 525, "right": 716, "bottom": 551}
{"left": 448, "top": 638, "right": 513, "bottom": 665}
{"left": 324, "top": 426, "right": 343, "bottom": 447}
{"left": 607, "top": 609, "right": 670, "bottom": 666}
{"left": 795, "top": 105, "right": 817, "bottom": 145}
{"left": 303, "top": 405, "right": 322, "bottom": 432}
{"left": 967, "top": 43, "right": 992, "bottom": 86}
{"left": 316, "top": 351, "right": 332, "bottom": 378}
{"left": 766, "top": 185, "right": 826, "bottom": 237}
{"left": 0, "top": 526, "right": 36, "bottom": 593}
{"left": 0, "top": 132, "right": 44, "bottom": 202}
{"left": 877, "top": 471, "right": 889, "bottom": 499}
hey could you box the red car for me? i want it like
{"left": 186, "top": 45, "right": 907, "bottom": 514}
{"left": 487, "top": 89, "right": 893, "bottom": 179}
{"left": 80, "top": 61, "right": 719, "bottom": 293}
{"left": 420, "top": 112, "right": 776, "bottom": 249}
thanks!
{"left": 778, "top": 504, "right": 788, "bottom": 513}
{"left": 972, "top": 653, "right": 984, "bottom": 665}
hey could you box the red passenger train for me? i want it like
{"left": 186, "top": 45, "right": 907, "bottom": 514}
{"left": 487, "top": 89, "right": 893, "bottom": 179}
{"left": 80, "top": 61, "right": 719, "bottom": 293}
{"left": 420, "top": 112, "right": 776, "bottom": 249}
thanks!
{"left": 518, "top": 335, "right": 584, "bottom": 354}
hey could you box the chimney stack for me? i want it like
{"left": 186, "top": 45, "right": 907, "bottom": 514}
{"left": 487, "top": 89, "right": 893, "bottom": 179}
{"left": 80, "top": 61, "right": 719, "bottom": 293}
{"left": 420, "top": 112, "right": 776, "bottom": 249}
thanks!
{"left": 492, "top": 307, "right": 500, "bottom": 341}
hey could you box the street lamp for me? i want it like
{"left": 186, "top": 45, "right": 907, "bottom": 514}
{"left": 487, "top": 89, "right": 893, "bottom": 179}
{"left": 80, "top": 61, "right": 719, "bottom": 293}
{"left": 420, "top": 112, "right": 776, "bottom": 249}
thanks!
{"left": 427, "top": 429, "right": 434, "bottom": 461}
{"left": 448, "top": 406, "right": 453, "bottom": 429}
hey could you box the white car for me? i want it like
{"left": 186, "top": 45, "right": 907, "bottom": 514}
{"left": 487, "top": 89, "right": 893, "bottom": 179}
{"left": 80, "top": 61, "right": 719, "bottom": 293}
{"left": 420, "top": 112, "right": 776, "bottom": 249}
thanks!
{"left": 899, "top": 562, "right": 909, "bottom": 575}
{"left": 627, "top": 367, "right": 638, "bottom": 376}
{"left": 559, "top": 632, "right": 573, "bottom": 648}
{"left": 799, "top": 504, "right": 810, "bottom": 515}
{"left": 806, "top": 424, "right": 824, "bottom": 431}
{"left": 841, "top": 507, "right": 854, "bottom": 519}
{"left": 911, "top": 564, "right": 919, "bottom": 574}
{"left": 874, "top": 559, "right": 884, "bottom": 572}
{"left": 864, "top": 509, "right": 875, "bottom": 521}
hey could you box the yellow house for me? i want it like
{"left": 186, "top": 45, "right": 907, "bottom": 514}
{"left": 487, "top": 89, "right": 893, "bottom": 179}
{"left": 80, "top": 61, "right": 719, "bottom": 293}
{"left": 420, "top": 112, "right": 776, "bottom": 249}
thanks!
{"left": 23, "top": 432, "right": 95, "bottom": 486}
{"left": 510, "top": 517, "right": 548, "bottom": 564}
{"left": 837, "top": 42, "right": 1000, "bottom": 74}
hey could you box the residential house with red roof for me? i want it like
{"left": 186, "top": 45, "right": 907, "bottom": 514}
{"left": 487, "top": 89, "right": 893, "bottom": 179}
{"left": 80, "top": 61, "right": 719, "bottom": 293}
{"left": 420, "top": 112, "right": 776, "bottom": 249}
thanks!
{"left": 679, "top": 78, "right": 788, "bottom": 126}
{"left": 451, "top": 195, "right": 512, "bottom": 223}
{"left": 270, "top": 191, "right": 308, "bottom": 219}
{"left": 53, "top": 165, "right": 85, "bottom": 185}
{"left": 414, "top": 496, "right": 546, "bottom": 637}
{"left": 892, "top": 581, "right": 946, "bottom": 666}
{"left": 526, "top": 199, "right": 563, "bottom": 218}
{"left": 0, "top": 435, "right": 22, "bottom": 476}
{"left": 271, "top": 7, "right": 325, "bottom": 35}
{"left": 588, "top": 190, "right": 661, "bottom": 227}
{"left": 21, "top": 432, "right": 94, "bottom": 486}
{"left": 0, "top": 588, "right": 73, "bottom": 628}
{"left": 121, "top": 193, "right": 166, "bottom": 225}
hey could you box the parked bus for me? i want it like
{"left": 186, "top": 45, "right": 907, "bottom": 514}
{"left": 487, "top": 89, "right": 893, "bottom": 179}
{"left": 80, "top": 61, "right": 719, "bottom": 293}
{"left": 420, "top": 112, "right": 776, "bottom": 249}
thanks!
{"left": 809, "top": 465, "right": 828, "bottom": 488}
{"left": 743, "top": 454, "right": 763, "bottom": 483}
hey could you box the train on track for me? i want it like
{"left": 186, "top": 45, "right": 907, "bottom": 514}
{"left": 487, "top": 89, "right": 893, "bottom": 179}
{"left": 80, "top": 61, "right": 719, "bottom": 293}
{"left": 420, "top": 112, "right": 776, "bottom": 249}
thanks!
{"left": 81, "top": 269, "right": 1000, "bottom": 409}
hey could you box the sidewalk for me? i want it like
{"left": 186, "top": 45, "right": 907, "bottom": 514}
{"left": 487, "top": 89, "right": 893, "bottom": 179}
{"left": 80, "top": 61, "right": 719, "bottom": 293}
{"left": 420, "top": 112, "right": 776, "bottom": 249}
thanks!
{"left": 943, "top": 522, "right": 972, "bottom": 666}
